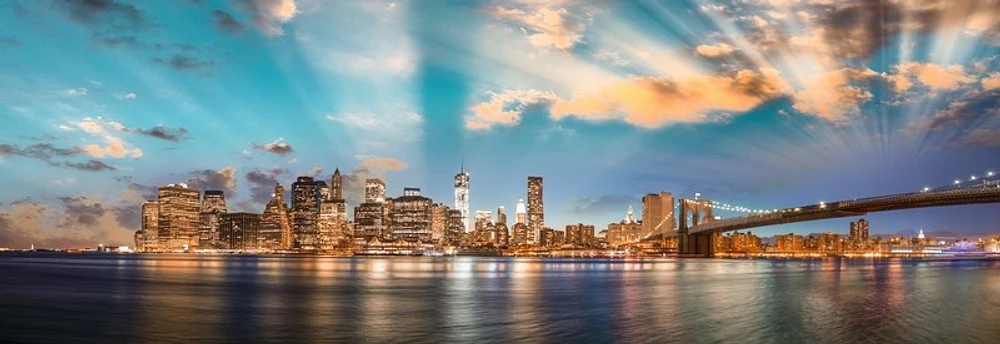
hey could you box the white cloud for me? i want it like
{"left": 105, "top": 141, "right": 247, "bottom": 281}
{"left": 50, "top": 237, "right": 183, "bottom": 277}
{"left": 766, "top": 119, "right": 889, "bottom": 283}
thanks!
{"left": 491, "top": 2, "right": 589, "bottom": 51}
{"left": 123, "top": 92, "right": 138, "bottom": 100}
{"left": 66, "top": 87, "right": 88, "bottom": 96}
{"left": 243, "top": 0, "right": 299, "bottom": 35}
{"left": 466, "top": 89, "right": 557, "bottom": 130}
{"left": 593, "top": 49, "right": 630, "bottom": 66}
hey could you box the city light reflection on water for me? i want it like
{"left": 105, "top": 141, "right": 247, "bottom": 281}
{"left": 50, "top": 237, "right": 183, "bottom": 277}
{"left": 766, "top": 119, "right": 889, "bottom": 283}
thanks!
{"left": 1, "top": 253, "right": 1000, "bottom": 343}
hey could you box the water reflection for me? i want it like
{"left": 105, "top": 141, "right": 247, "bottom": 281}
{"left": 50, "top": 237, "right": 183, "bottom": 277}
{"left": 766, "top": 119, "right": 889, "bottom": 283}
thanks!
{"left": 1, "top": 253, "right": 1000, "bottom": 343}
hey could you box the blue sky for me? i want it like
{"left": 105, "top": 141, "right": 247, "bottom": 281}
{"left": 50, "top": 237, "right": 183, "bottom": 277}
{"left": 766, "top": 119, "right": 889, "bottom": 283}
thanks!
{"left": 1, "top": 0, "right": 999, "bottom": 247}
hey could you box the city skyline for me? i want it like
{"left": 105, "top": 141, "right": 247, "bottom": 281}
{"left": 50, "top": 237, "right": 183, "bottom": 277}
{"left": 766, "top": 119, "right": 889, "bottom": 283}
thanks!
{"left": 1, "top": 1, "right": 1000, "bottom": 249}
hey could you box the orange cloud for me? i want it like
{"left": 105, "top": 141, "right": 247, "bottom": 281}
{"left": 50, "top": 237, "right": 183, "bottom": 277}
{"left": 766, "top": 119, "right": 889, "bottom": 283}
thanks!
{"left": 891, "top": 62, "right": 974, "bottom": 92}
{"left": 982, "top": 73, "right": 1000, "bottom": 90}
{"left": 550, "top": 68, "right": 789, "bottom": 128}
{"left": 695, "top": 43, "right": 736, "bottom": 57}
{"left": 791, "top": 68, "right": 879, "bottom": 122}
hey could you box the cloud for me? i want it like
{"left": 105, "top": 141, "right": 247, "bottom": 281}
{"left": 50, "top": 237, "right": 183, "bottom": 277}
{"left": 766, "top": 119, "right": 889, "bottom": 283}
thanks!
{"left": 186, "top": 166, "right": 237, "bottom": 195}
{"left": 152, "top": 55, "right": 216, "bottom": 73}
{"left": 550, "top": 68, "right": 790, "bottom": 128}
{"left": 567, "top": 195, "right": 636, "bottom": 216}
{"left": 1, "top": 36, "right": 21, "bottom": 46}
{"left": 466, "top": 89, "right": 557, "bottom": 130}
{"left": 66, "top": 87, "right": 88, "bottom": 96}
{"left": 491, "top": 2, "right": 588, "bottom": 51}
{"left": 982, "top": 73, "right": 1000, "bottom": 90}
{"left": 61, "top": 160, "right": 117, "bottom": 172}
{"left": 245, "top": 168, "right": 289, "bottom": 204}
{"left": 130, "top": 125, "right": 189, "bottom": 142}
{"left": 123, "top": 92, "right": 138, "bottom": 100}
{"left": 957, "top": 129, "right": 1000, "bottom": 148}
{"left": 55, "top": 0, "right": 145, "bottom": 31}
{"left": 0, "top": 143, "right": 116, "bottom": 171}
{"left": 901, "top": 89, "right": 1000, "bottom": 144}
{"left": 212, "top": 10, "right": 245, "bottom": 33}
{"left": 0, "top": 197, "right": 136, "bottom": 249}
{"left": 302, "top": 166, "right": 324, "bottom": 178}
{"left": 80, "top": 136, "right": 143, "bottom": 159}
{"left": 240, "top": 0, "right": 298, "bottom": 35}
{"left": 696, "top": 43, "right": 736, "bottom": 58}
{"left": 250, "top": 138, "right": 294, "bottom": 156}
{"left": 790, "top": 68, "right": 879, "bottom": 122}
{"left": 890, "top": 62, "right": 974, "bottom": 93}
{"left": 593, "top": 49, "right": 630, "bottom": 66}
{"left": 341, "top": 156, "right": 408, "bottom": 206}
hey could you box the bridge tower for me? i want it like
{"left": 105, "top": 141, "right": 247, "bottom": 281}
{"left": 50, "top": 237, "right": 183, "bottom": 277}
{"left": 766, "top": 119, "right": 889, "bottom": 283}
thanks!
{"left": 678, "top": 199, "right": 716, "bottom": 257}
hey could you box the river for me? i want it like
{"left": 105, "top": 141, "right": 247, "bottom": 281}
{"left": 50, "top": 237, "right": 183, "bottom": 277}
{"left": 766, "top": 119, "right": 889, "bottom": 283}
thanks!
{"left": 1, "top": 253, "right": 999, "bottom": 343}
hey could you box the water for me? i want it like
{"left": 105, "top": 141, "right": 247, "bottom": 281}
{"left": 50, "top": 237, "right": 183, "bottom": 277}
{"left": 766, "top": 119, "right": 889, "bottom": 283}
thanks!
{"left": 1, "top": 253, "right": 999, "bottom": 343}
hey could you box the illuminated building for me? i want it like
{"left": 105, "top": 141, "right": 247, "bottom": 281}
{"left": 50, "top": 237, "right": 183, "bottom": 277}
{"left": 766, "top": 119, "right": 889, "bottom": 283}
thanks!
{"left": 515, "top": 198, "right": 526, "bottom": 224}
{"left": 445, "top": 209, "right": 464, "bottom": 243}
{"left": 510, "top": 222, "right": 529, "bottom": 246}
{"left": 198, "top": 190, "right": 227, "bottom": 249}
{"left": 607, "top": 206, "right": 643, "bottom": 246}
{"left": 156, "top": 183, "right": 201, "bottom": 251}
{"left": 430, "top": 203, "right": 449, "bottom": 242}
{"left": 775, "top": 233, "right": 805, "bottom": 251}
{"left": 527, "top": 176, "right": 544, "bottom": 245}
{"left": 454, "top": 165, "right": 470, "bottom": 233}
{"left": 566, "top": 223, "right": 596, "bottom": 247}
{"left": 136, "top": 200, "right": 159, "bottom": 252}
{"left": 354, "top": 202, "right": 388, "bottom": 243}
{"left": 219, "top": 212, "right": 261, "bottom": 250}
{"left": 318, "top": 169, "right": 349, "bottom": 250}
{"left": 366, "top": 178, "right": 386, "bottom": 203}
{"left": 539, "top": 227, "right": 555, "bottom": 247}
{"left": 850, "top": 218, "right": 869, "bottom": 241}
{"left": 718, "top": 231, "right": 762, "bottom": 252}
{"left": 390, "top": 188, "right": 433, "bottom": 242}
{"left": 259, "top": 183, "right": 292, "bottom": 250}
{"left": 642, "top": 192, "right": 675, "bottom": 238}
{"left": 291, "top": 176, "right": 320, "bottom": 250}
{"left": 495, "top": 206, "right": 509, "bottom": 246}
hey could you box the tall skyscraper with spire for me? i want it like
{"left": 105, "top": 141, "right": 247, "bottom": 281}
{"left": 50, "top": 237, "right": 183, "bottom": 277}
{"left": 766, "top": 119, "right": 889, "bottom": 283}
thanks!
{"left": 454, "top": 161, "right": 470, "bottom": 233}
{"left": 527, "top": 176, "right": 544, "bottom": 245}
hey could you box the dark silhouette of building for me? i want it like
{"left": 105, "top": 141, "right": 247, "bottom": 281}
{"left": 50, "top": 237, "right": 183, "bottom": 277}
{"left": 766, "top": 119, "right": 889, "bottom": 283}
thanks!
{"left": 220, "top": 212, "right": 262, "bottom": 250}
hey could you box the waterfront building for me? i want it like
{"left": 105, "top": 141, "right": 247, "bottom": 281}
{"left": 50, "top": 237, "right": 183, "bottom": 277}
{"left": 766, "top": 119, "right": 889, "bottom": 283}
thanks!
{"left": 318, "top": 200, "right": 348, "bottom": 250}
{"left": 454, "top": 165, "right": 470, "bottom": 233}
{"left": 355, "top": 202, "right": 388, "bottom": 243}
{"left": 157, "top": 183, "right": 201, "bottom": 251}
{"left": 445, "top": 209, "right": 464, "bottom": 244}
{"left": 607, "top": 206, "right": 643, "bottom": 246}
{"left": 390, "top": 188, "right": 433, "bottom": 242}
{"left": 219, "top": 212, "right": 261, "bottom": 250}
{"left": 135, "top": 200, "right": 159, "bottom": 252}
{"left": 198, "top": 190, "right": 227, "bottom": 249}
{"left": 259, "top": 183, "right": 293, "bottom": 250}
{"left": 430, "top": 203, "right": 449, "bottom": 242}
{"left": 291, "top": 176, "right": 320, "bottom": 250}
{"left": 642, "top": 192, "right": 675, "bottom": 238}
{"left": 775, "top": 233, "right": 806, "bottom": 251}
{"left": 527, "top": 177, "right": 544, "bottom": 245}
{"left": 850, "top": 218, "right": 870, "bottom": 240}
{"left": 495, "top": 206, "right": 509, "bottom": 246}
{"left": 566, "top": 223, "right": 596, "bottom": 247}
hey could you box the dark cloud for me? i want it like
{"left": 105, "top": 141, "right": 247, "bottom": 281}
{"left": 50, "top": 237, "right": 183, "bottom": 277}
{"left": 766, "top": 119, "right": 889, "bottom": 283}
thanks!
{"left": 246, "top": 168, "right": 288, "bottom": 204}
{"left": 61, "top": 160, "right": 117, "bottom": 172}
{"left": 340, "top": 157, "right": 409, "bottom": 207}
{"left": 126, "top": 182, "right": 159, "bottom": 201}
{"left": 567, "top": 195, "right": 637, "bottom": 216}
{"left": 813, "top": 0, "right": 999, "bottom": 60}
{"left": 58, "top": 196, "right": 106, "bottom": 227}
{"left": 250, "top": 140, "right": 294, "bottom": 155}
{"left": 213, "top": 10, "right": 245, "bottom": 34}
{"left": 152, "top": 55, "right": 216, "bottom": 72}
{"left": 111, "top": 205, "right": 141, "bottom": 229}
{"left": 957, "top": 129, "right": 1000, "bottom": 148}
{"left": 186, "top": 166, "right": 237, "bottom": 195}
{"left": 0, "top": 143, "right": 112, "bottom": 172}
{"left": 130, "top": 125, "right": 190, "bottom": 142}
{"left": 1, "top": 36, "right": 20, "bottom": 46}
{"left": 55, "top": 0, "right": 145, "bottom": 30}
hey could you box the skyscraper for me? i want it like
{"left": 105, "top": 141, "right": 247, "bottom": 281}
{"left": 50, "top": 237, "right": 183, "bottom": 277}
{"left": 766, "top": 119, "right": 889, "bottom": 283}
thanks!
{"left": 527, "top": 176, "right": 544, "bottom": 245}
{"left": 515, "top": 198, "right": 526, "bottom": 224}
{"left": 365, "top": 178, "right": 386, "bottom": 203}
{"left": 445, "top": 209, "right": 464, "bottom": 244}
{"left": 291, "top": 176, "right": 320, "bottom": 250}
{"left": 198, "top": 190, "right": 227, "bottom": 249}
{"left": 331, "top": 168, "right": 343, "bottom": 200}
{"left": 156, "top": 183, "right": 201, "bottom": 251}
{"left": 454, "top": 165, "right": 470, "bottom": 233}
{"left": 430, "top": 203, "right": 449, "bottom": 242}
{"left": 137, "top": 200, "right": 159, "bottom": 252}
{"left": 219, "top": 212, "right": 261, "bottom": 250}
{"left": 642, "top": 192, "right": 675, "bottom": 238}
{"left": 260, "top": 183, "right": 292, "bottom": 250}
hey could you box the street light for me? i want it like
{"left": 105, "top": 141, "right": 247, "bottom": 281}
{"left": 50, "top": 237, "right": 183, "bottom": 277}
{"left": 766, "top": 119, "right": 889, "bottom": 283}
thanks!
{"left": 923, "top": 187, "right": 930, "bottom": 192}
{"left": 988, "top": 171, "right": 995, "bottom": 177}
{"left": 971, "top": 175, "right": 977, "bottom": 181}
{"left": 954, "top": 180, "right": 961, "bottom": 185}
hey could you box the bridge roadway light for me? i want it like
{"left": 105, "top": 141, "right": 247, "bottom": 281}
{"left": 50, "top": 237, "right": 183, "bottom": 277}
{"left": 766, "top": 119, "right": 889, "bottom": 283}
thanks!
{"left": 955, "top": 180, "right": 961, "bottom": 185}
{"left": 971, "top": 176, "right": 977, "bottom": 181}
{"left": 923, "top": 187, "right": 930, "bottom": 192}
{"left": 988, "top": 172, "right": 995, "bottom": 177}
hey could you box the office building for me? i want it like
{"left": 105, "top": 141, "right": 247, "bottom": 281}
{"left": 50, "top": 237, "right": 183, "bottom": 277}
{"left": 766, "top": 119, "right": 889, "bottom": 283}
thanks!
{"left": 157, "top": 183, "right": 201, "bottom": 251}
{"left": 389, "top": 188, "right": 433, "bottom": 242}
{"left": 260, "top": 183, "right": 293, "bottom": 250}
{"left": 198, "top": 190, "right": 227, "bottom": 249}
{"left": 219, "top": 212, "right": 261, "bottom": 250}
{"left": 291, "top": 176, "right": 320, "bottom": 250}
{"left": 454, "top": 165, "right": 470, "bottom": 233}
{"left": 527, "top": 176, "right": 544, "bottom": 245}
{"left": 642, "top": 192, "right": 675, "bottom": 238}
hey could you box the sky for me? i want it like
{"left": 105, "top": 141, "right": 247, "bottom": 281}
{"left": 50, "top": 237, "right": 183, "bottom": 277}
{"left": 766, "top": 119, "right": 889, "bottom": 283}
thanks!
{"left": 1, "top": 0, "right": 999, "bottom": 248}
